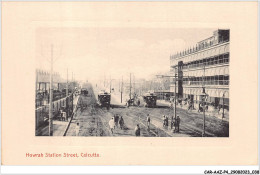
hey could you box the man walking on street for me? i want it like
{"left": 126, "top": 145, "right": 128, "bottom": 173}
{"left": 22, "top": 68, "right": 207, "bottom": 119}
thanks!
{"left": 135, "top": 124, "right": 141, "bottom": 136}
{"left": 165, "top": 116, "right": 169, "bottom": 129}
{"left": 75, "top": 122, "right": 80, "bottom": 136}
{"left": 147, "top": 114, "right": 151, "bottom": 129}
{"left": 109, "top": 117, "right": 115, "bottom": 134}
{"left": 176, "top": 116, "right": 180, "bottom": 133}
{"left": 119, "top": 116, "right": 124, "bottom": 130}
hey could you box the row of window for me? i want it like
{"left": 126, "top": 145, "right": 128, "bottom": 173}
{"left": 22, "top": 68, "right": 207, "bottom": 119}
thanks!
{"left": 182, "top": 75, "right": 229, "bottom": 86}
{"left": 182, "top": 53, "right": 229, "bottom": 70}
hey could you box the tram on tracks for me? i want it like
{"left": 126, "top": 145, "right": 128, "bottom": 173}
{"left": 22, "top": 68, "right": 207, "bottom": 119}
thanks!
{"left": 97, "top": 91, "right": 111, "bottom": 110}
{"left": 143, "top": 92, "right": 157, "bottom": 108}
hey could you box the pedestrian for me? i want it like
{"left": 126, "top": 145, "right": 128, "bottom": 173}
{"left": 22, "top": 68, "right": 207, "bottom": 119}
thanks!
{"left": 137, "top": 99, "right": 140, "bottom": 107}
{"left": 59, "top": 108, "right": 63, "bottom": 121}
{"left": 170, "top": 102, "right": 174, "bottom": 110}
{"left": 171, "top": 116, "right": 174, "bottom": 129}
{"left": 127, "top": 99, "right": 130, "bottom": 108}
{"left": 135, "top": 124, "right": 141, "bottom": 136}
{"left": 114, "top": 114, "right": 119, "bottom": 128}
{"left": 75, "top": 122, "right": 80, "bottom": 136}
{"left": 119, "top": 116, "right": 124, "bottom": 130}
{"left": 176, "top": 116, "right": 181, "bottom": 133}
{"left": 147, "top": 114, "right": 151, "bottom": 129}
{"left": 109, "top": 117, "right": 115, "bottom": 134}
{"left": 163, "top": 115, "right": 166, "bottom": 127}
{"left": 165, "top": 116, "right": 169, "bottom": 128}
{"left": 63, "top": 111, "right": 67, "bottom": 121}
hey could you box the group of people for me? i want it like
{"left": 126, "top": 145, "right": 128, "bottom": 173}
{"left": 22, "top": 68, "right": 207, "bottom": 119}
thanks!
{"left": 163, "top": 115, "right": 169, "bottom": 127}
{"left": 198, "top": 103, "right": 208, "bottom": 113}
{"left": 109, "top": 114, "right": 125, "bottom": 134}
{"left": 162, "top": 115, "right": 181, "bottom": 133}
{"left": 126, "top": 96, "right": 141, "bottom": 108}
{"left": 59, "top": 107, "right": 67, "bottom": 121}
{"left": 108, "top": 113, "right": 181, "bottom": 136}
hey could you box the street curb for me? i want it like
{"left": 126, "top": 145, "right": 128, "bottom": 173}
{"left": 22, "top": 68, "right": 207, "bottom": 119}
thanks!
{"left": 63, "top": 113, "right": 74, "bottom": 136}
{"left": 63, "top": 96, "right": 79, "bottom": 136}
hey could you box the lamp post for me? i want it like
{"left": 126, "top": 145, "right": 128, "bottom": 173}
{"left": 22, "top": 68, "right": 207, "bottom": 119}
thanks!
{"left": 110, "top": 78, "right": 116, "bottom": 93}
{"left": 156, "top": 67, "right": 178, "bottom": 128}
{"left": 222, "top": 91, "right": 227, "bottom": 119}
{"left": 121, "top": 76, "right": 123, "bottom": 103}
{"left": 201, "top": 63, "right": 208, "bottom": 137}
{"left": 201, "top": 87, "right": 208, "bottom": 137}
{"left": 49, "top": 44, "right": 54, "bottom": 136}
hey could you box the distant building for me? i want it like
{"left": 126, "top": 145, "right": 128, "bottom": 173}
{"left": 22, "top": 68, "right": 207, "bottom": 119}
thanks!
{"left": 170, "top": 29, "right": 229, "bottom": 109}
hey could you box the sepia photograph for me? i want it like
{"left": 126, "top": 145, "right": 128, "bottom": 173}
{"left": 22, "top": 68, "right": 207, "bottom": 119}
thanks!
{"left": 35, "top": 28, "right": 230, "bottom": 137}
{"left": 2, "top": 1, "right": 258, "bottom": 168}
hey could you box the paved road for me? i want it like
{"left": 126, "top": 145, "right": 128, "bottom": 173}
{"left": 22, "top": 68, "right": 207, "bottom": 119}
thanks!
{"left": 66, "top": 83, "right": 229, "bottom": 137}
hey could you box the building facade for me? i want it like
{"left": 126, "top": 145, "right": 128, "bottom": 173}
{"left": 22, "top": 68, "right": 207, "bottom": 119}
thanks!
{"left": 170, "top": 29, "right": 229, "bottom": 109}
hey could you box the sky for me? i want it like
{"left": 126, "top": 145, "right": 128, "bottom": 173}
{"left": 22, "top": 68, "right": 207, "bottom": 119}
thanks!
{"left": 35, "top": 27, "right": 217, "bottom": 84}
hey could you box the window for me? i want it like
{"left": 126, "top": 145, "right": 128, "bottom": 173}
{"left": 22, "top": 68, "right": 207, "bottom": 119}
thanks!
{"left": 214, "top": 75, "right": 219, "bottom": 85}
{"left": 214, "top": 56, "right": 219, "bottom": 65}
{"left": 210, "top": 57, "right": 214, "bottom": 65}
{"left": 219, "top": 55, "right": 223, "bottom": 64}
{"left": 206, "top": 58, "right": 210, "bottom": 66}
{"left": 196, "top": 77, "right": 200, "bottom": 85}
{"left": 203, "top": 58, "right": 207, "bottom": 66}
{"left": 196, "top": 60, "right": 200, "bottom": 67}
{"left": 199, "top": 60, "right": 203, "bottom": 67}
{"left": 224, "top": 53, "right": 229, "bottom": 63}
{"left": 199, "top": 77, "right": 203, "bottom": 85}
{"left": 219, "top": 75, "right": 224, "bottom": 85}
{"left": 224, "top": 75, "right": 229, "bottom": 85}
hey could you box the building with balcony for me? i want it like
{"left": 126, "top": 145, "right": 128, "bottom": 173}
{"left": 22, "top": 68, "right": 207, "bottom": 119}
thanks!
{"left": 170, "top": 29, "right": 229, "bottom": 109}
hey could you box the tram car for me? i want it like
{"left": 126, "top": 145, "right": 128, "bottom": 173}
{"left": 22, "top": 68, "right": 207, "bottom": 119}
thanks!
{"left": 143, "top": 92, "right": 157, "bottom": 108}
{"left": 62, "top": 88, "right": 72, "bottom": 95}
{"left": 81, "top": 88, "right": 88, "bottom": 96}
{"left": 98, "top": 91, "right": 111, "bottom": 110}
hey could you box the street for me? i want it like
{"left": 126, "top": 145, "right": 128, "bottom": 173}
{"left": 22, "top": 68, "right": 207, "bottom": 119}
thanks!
{"left": 66, "top": 83, "right": 229, "bottom": 137}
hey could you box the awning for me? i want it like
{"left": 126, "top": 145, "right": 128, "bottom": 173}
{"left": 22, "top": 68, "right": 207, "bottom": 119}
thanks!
{"left": 219, "top": 45, "right": 225, "bottom": 55}
{"left": 217, "top": 67, "right": 229, "bottom": 76}
{"left": 211, "top": 48, "right": 219, "bottom": 57}
{"left": 205, "top": 68, "right": 216, "bottom": 76}
{"left": 208, "top": 49, "right": 214, "bottom": 57}
{"left": 183, "top": 71, "right": 189, "bottom": 77}
{"left": 224, "top": 44, "right": 229, "bottom": 53}
{"left": 204, "top": 50, "right": 210, "bottom": 58}
{"left": 192, "top": 54, "right": 198, "bottom": 62}
{"left": 224, "top": 67, "right": 229, "bottom": 75}
{"left": 189, "top": 71, "right": 195, "bottom": 77}
{"left": 219, "top": 90, "right": 229, "bottom": 98}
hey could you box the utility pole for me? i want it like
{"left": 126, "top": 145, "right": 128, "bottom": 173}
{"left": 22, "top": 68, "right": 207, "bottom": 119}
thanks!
{"left": 104, "top": 73, "right": 106, "bottom": 88}
{"left": 36, "top": 70, "right": 38, "bottom": 106}
{"left": 119, "top": 79, "right": 120, "bottom": 93}
{"left": 66, "top": 68, "right": 69, "bottom": 118}
{"left": 222, "top": 93, "right": 225, "bottom": 120}
{"left": 121, "top": 76, "right": 123, "bottom": 103}
{"left": 66, "top": 68, "right": 68, "bottom": 97}
{"left": 49, "top": 44, "right": 54, "bottom": 136}
{"left": 110, "top": 75, "right": 111, "bottom": 93}
{"left": 174, "top": 68, "right": 177, "bottom": 125}
{"left": 130, "top": 73, "right": 132, "bottom": 99}
{"left": 133, "top": 74, "right": 135, "bottom": 97}
{"left": 202, "top": 63, "right": 206, "bottom": 137}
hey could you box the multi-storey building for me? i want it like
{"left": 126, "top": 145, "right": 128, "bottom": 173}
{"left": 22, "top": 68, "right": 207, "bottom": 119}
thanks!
{"left": 170, "top": 29, "right": 229, "bottom": 109}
